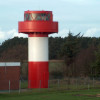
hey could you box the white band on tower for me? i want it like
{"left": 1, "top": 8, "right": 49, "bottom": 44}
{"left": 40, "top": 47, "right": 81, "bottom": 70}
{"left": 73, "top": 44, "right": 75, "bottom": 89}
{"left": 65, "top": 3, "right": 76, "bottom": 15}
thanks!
{"left": 28, "top": 37, "right": 48, "bottom": 62}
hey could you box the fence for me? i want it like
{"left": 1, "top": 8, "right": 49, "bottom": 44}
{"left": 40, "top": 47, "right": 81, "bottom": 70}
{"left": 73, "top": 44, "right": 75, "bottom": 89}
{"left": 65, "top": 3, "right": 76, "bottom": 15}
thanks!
{"left": 0, "top": 77, "right": 100, "bottom": 93}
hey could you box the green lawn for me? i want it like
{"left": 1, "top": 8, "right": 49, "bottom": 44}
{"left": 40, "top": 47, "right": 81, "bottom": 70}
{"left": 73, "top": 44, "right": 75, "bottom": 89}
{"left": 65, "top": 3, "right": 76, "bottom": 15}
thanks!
{"left": 1, "top": 89, "right": 100, "bottom": 100}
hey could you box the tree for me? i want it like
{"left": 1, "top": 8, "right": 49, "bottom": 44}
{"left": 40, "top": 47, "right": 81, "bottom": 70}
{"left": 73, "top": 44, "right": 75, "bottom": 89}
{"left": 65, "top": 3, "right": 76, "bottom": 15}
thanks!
{"left": 75, "top": 44, "right": 96, "bottom": 77}
{"left": 49, "top": 37, "right": 64, "bottom": 59}
{"left": 60, "top": 32, "right": 81, "bottom": 77}
{"left": 0, "top": 37, "right": 28, "bottom": 61}
{"left": 91, "top": 44, "right": 100, "bottom": 77}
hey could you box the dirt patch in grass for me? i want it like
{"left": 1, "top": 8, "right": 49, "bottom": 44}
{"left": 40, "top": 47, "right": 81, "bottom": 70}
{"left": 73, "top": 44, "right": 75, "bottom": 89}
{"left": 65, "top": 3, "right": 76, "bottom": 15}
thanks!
{"left": 96, "top": 94, "right": 100, "bottom": 97}
{"left": 41, "top": 96, "right": 50, "bottom": 98}
{"left": 74, "top": 94, "right": 100, "bottom": 97}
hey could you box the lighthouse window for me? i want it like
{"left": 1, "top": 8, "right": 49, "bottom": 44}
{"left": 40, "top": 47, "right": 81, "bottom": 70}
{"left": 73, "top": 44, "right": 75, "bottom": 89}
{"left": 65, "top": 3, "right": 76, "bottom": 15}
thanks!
{"left": 25, "top": 13, "right": 50, "bottom": 21}
{"left": 24, "top": 13, "right": 29, "bottom": 21}
{"left": 36, "top": 14, "right": 42, "bottom": 20}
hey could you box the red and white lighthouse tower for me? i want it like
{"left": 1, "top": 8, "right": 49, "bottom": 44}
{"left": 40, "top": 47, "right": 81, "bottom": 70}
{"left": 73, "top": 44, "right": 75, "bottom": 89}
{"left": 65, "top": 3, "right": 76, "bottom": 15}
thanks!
{"left": 18, "top": 10, "right": 58, "bottom": 88}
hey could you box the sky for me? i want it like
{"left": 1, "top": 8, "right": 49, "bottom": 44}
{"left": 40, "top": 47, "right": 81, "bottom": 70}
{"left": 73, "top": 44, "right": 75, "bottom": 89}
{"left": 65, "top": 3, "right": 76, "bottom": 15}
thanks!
{"left": 0, "top": 0, "right": 100, "bottom": 43}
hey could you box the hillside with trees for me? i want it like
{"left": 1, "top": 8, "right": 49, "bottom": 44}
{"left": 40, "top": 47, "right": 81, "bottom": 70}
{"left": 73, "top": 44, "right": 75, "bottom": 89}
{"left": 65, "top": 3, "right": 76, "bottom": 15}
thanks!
{"left": 0, "top": 32, "right": 100, "bottom": 77}
{"left": 0, "top": 37, "right": 28, "bottom": 61}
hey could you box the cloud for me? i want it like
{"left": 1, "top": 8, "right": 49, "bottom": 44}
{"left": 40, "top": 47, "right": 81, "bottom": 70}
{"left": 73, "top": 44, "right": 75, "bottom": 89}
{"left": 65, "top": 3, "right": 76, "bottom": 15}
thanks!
{"left": 58, "top": 29, "right": 69, "bottom": 37}
{"left": 0, "top": 31, "right": 5, "bottom": 39}
{"left": 49, "top": 29, "right": 69, "bottom": 37}
{"left": 84, "top": 28, "right": 100, "bottom": 37}
{"left": 0, "top": 29, "right": 28, "bottom": 43}
{"left": 49, "top": 28, "right": 100, "bottom": 38}
{"left": 7, "top": 29, "right": 28, "bottom": 38}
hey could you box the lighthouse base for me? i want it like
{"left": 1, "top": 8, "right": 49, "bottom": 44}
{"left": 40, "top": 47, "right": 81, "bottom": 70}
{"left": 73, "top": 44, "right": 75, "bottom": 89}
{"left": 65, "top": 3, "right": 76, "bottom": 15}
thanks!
{"left": 28, "top": 62, "right": 49, "bottom": 88}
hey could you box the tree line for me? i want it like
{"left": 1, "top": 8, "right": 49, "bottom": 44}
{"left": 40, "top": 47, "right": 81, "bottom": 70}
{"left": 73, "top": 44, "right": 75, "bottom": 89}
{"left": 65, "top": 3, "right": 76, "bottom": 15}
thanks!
{"left": 0, "top": 32, "right": 100, "bottom": 77}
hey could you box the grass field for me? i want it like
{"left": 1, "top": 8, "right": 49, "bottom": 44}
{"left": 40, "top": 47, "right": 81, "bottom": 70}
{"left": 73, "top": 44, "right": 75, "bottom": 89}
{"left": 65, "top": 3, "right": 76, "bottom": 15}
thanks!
{"left": 1, "top": 89, "right": 100, "bottom": 100}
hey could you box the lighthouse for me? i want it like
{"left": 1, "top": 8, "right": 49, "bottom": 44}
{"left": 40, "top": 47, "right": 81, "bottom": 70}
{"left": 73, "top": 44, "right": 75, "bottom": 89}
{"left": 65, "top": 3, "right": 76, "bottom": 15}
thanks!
{"left": 18, "top": 10, "right": 58, "bottom": 88}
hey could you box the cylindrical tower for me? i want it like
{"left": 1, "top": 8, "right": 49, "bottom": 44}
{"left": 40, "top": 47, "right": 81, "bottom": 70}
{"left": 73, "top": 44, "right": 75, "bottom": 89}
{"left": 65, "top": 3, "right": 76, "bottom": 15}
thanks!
{"left": 18, "top": 10, "right": 58, "bottom": 88}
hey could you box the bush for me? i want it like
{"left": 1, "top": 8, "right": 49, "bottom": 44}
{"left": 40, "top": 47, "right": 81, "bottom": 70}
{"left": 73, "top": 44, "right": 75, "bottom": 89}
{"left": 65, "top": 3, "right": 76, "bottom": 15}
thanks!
{"left": 50, "top": 71, "right": 64, "bottom": 79}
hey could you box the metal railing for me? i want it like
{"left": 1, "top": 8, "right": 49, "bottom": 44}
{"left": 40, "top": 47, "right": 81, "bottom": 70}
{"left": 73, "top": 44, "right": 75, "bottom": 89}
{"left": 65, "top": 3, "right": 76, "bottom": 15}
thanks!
{"left": 0, "top": 77, "right": 100, "bottom": 93}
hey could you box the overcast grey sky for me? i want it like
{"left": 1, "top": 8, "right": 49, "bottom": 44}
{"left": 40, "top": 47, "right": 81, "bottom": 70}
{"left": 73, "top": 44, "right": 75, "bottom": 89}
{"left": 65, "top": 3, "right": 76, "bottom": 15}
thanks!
{"left": 0, "top": 0, "right": 100, "bottom": 43}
